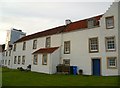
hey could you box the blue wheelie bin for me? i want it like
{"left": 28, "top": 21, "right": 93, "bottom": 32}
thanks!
{"left": 73, "top": 66, "right": 77, "bottom": 75}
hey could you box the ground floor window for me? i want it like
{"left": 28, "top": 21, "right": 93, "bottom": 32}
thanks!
{"left": 107, "top": 57, "right": 117, "bottom": 68}
{"left": 63, "top": 59, "right": 70, "bottom": 65}
{"left": 8, "top": 60, "right": 10, "bottom": 65}
{"left": 42, "top": 54, "right": 47, "bottom": 65}
{"left": 22, "top": 56, "right": 25, "bottom": 65}
{"left": 33, "top": 55, "right": 38, "bottom": 65}
{"left": 14, "top": 56, "right": 17, "bottom": 64}
{"left": 18, "top": 56, "right": 21, "bottom": 64}
{"left": 5, "top": 60, "right": 7, "bottom": 65}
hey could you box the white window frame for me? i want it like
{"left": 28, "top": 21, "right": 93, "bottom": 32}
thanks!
{"left": 14, "top": 56, "right": 17, "bottom": 64}
{"left": 64, "top": 41, "right": 70, "bottom": 54}
{"left": 106, "top": 16, "right": 114, "bottom": 29}
{"left": 33, "top": 55, "right": 38, "bottom": 65}
{"left": 105, "top": 36, "right": 116, "bottom": 51}
{"left": 107, "top": 57, "right": 117, "bottom": 68}
{"left": 89, "top": 37, "right": 99, "bottom": 53}
{"left": 22, "top": 56, "right": 25, "bottom": 65}
{"left": 46, "top": 37, "right": 51, "bottom": 48}
{"left": 23, "top": 42, "right": 26, "bottom": 50}
{"left": 18, "top": 56, "right": 21, "bottom": 64}
{"left": 33, "top": 40, "right": 37, "bottom": 49}
{"left": 63, "top": 59, "right": 70, "bottom": 66}
{"left": 42, "top": 54, "right": 47, "bottom": 65}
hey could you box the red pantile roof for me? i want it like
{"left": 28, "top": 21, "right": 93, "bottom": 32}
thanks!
{"left": 15, "top": 26, "right": 65, "bottom": 43}
{"left": 15, "top": 14, "right": 103, "bottom": 43}
{"left": 32, "top": 47, "right": 59, "bottom": 54}
{"left": 64, "top": 15, "right": 103, "bottom": 32}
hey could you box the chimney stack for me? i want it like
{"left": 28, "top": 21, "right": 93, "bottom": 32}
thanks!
{"left": 65, "top": 19, "right": 71, "bottom": 25}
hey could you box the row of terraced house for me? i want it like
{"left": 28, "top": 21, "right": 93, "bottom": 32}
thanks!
{"left": 1, "top": 2, "right": 120, "bottom": 76}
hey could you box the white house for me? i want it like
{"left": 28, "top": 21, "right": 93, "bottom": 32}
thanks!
{"left": 2, "top": 2, "right": 120, "bottom": 76}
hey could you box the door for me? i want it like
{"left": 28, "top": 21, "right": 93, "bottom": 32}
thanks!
{"left": 92, "top": 59, "right": 101, "bottom": 76}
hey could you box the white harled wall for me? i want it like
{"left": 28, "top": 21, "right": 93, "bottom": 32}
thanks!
{"left": 2, "top": 2, "right": 120, "bottom": 76}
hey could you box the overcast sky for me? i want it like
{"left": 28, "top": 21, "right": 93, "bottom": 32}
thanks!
{"left": 0, "top": 0, "right": 115, "bottom": 44}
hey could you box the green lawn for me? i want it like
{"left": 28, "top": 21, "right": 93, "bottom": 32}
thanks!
{"left": 2, "top": 67, "right": 120, "bottom": 86}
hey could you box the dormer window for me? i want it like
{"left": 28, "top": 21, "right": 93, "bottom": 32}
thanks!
{"left": 87, "top": 18, "right": 96, "bottom": 28}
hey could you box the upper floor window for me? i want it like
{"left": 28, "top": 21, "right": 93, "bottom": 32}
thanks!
{"left": 42, "top": 54, "right": 47, "bottom": 65}
{"left": 23, "top": 42, "right": 26, "bottom": 50}
{"left": 33, "top": 55, "right": 38, "bottom": 65}
{"left": 8, "top": 60, "right": 10, "bottom": 65}
{"left": 5, "top": 60, "right": 7, "bottom": 65}
{"left": 22, "top": 56, "right": 25, "bottom": 65}
{"left": 106, "top": 16, "right": 114, "bottom": 29}
{"left": 13, "top": 44, "right": 16, "bottom": 51}
{"left": 107, "top": 57, "right": 117, "bottom": 68}
{"left": 9, "top": 50, "right": 11, "bottom": 56}
{"left": 89, "top": 37, "right": 99, "bottom": 53}
{"left": 33, "top": 40, "right": 37, "bottom": 49}
{"left": 6, "top": 51, "right": 8, "bottom": 56}
{"left": 105, "top": 36, "right": 115, "bottom": 51}
{"left": 46, "top": 37, "right": 51, "bottom": 48}
{"left": 64, "top": 41, "right": 70, "bottom": 54}
{"left": 18, "top": 56, "right": 21, "bottom": 64}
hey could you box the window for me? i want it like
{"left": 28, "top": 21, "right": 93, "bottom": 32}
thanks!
{"left": 8, "top": 60, "right": 10, "bottom": 65}
{"left": 6, "top": 51, "right": 8, "bottom": 56}
{"left": 13, "top": 44, "right": 16, "bottom": 51}
{"left": 87, "top": 18, "right": 96, "bottom": 28}
{"left": 5, "top": 60, "right": 7, "bottom": 65}
{"left": 107, "top": 57, "right": 117, "bottom": 68}
{"left": 46, "top": 37, "right": 51, "bottom": 48}
{"left": 105, "top": 37, "right": 115, "bottom": 51}
{"left": 64, "top": 41, "right": 70, "bottom": 54}
{"left": 33, "top": 40, "right": 37, "bottom": 49}
{"left": 33, "top": 55, "right": 38, "bottom": 65}
{"left": 14, "top": 56, "right": 17, "bottom": 64}
{"left": 2, "top": 60, "right": 4, "bottom": 65}
{"left": 18, "top": 56, "right": 21, "bottom": 64}
{"left": 2, "top": 52, "right": 5, "bottom": 56}
{"left": 63, "top": 59, "right": 70, "bottom": 65}
{"left": 9, "top": 50, "right": 11, "bottom": 56}
{"left": 89, "top": 37, "right": 99, "bottom": 53}
{"left": 23, "top": 42, "right": 26, "bottom": 50}
{"left": 106, "top": 16, "right": 114, "bottom": 29}
{"left": 42, "top": 54, "right": 47, "bottom": 65}
{"left": 22, "top": 56, "right": 25, "bottom": 65}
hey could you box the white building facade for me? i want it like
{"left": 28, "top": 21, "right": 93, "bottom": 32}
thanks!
{"left": 2, "top": 2, "right": 120, "bottom": 76}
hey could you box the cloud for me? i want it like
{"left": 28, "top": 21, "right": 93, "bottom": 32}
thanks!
{"left": 0, "top": 1, "right": 113, "bottom": 44}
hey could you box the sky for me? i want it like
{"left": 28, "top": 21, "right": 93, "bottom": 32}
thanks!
{"left": 0, "top": 0, "right": 115, "bottom": 44}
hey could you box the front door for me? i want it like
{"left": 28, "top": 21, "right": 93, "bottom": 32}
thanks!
{"left": 92, "top": 59, "right": 101, "bottom": 76}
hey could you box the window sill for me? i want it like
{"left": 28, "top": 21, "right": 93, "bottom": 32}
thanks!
{"left": 106, "top": 49, "right": 116, "bottom": 52}
{"left": 89, "top": 50, "right": 98, "bottom": 53}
